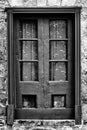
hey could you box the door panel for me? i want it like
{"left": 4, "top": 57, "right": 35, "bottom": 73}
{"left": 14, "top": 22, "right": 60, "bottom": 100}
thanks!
{"left": 16, "top": 19, "right": 44, "bottom": 108}
{"left": 44, "top": 18, "right": 75, "bottom": 109}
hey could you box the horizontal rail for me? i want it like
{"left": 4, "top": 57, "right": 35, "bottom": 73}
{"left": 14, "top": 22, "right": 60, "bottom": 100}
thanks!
{"left": 19, "top": 38, "right": 38, "bottom": 41}
{"left": 49, "top": 60, "right": 68, "bottom": 62}
{"left": 49, "top": 38, "right": 68, "bottom": 41}
{"left": 19, "top": 60, "right": 38, "bottom": 62}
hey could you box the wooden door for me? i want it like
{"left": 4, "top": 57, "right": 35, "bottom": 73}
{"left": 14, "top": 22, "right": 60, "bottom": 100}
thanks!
{"left": 43, "top": 18, "right": 75, "bottom": 110}
{"left": 15, "top": 18, "right": 44, "bottom": 109}
{"left": 14, "top": 15, "right": 75, "bottom": 119}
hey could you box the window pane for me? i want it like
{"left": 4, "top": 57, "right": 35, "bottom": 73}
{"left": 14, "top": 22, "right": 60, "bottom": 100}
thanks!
{"left": 49, "top": 62, "right": 67, "bottom": 81}
{"left": 52, "top": 95, "right": 66, "bottom": 108}
{"left": 49, "top": 41, "right": 67, "bottom": 60}
{"left": 20, "top": 62, "right": 38, "bottom": 81}
{"left": 22, "top": 95, "right": 37, "bottom": 108}
{"left": 20, "top": 20, "right": 37, "bottom": 38}
{"left": 19, "top": 41, "right": 38, "bottom": 60}
{"left": 49, "top": 20, "right": 67, "bottom": 38}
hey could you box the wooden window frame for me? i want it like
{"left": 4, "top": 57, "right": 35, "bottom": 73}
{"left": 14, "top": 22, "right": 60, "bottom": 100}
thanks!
{"left": 5, "top": 7, "right": 81, "bottom": 125}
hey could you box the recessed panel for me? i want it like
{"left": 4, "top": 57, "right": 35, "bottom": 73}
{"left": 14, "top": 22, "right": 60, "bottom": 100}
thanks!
{"left": 22, "top": 95, "right": 37, "bottom": 108}
{"left": 52, "top": 95, "right": 66, "bottom": 108}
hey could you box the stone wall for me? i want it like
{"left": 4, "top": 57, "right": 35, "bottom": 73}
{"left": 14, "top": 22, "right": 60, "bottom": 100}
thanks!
{"left": 0, "top": 0, "right": 87, "bottom": 129}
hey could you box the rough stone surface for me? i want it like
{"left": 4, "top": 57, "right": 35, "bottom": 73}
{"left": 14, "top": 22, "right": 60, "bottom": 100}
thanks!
{"left": 61, "top": 0, "right": 76, "bottom": 6}
{"left": 0, "top": 0, "right": 87, "bottom": 129}
{"left": 82, "top": 104, "right": 87, "bottom": 121}
{"left": 47, "top": 0, "right": 61, "bottom": 6}
{"left": 24, "top": 0, "right": 37, "bottom": 7}
{"left": 9, "top": 0, "right": 23, "bottom": 6}
{"left": 37, "top": 0, "right": 46, "bottom": 6}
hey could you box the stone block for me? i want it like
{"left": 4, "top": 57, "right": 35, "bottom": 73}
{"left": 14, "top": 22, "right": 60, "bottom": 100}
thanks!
{"left": 62, "top": 126, "right": 73, "bottom": 130}
{"left": 61, "top": 0, "right": 76, "bottom": 6}
{"left": 47, "top": 0, "right": 61, "bottom": 6}
{"left": 37, "top": 0, "right": 46, "bottom": 6}
{"left": 82, "top": 104, "right": 87, "bottom": 121}
{"left": 0, "top": 0, "right": 7, "bottom": 9}
{"left": 0, "top": 42, "right": 7, "bottom": 61}
{"left": 0, "top": 77, "right": 4, "bottom": 90}
{"left": 24, "top": 0, "right": 37, "bottom": 7}
{"left": 0, "top": 93, "right": 7, "bottom": 106}
{"left": 0, "top": 22, "right": 7, "bottom": 38}
{"left": 0, "top": 63, "right": 7, "bottom": 78}
{"left": 8, "top": 0, "right": 23, "bottom": 6}
{"left": 0, "top": 106, "right": 5, "bottom": 116}
{"left": 76, "top": 0, "right": 87, "bottom": 7}
{"left": 82, "top": 125, "right": 87, "bottom": 130}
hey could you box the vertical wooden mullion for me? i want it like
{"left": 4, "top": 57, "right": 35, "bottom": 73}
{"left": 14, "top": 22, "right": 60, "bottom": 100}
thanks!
{"left": 43, "top": 19, "right": 49, "bottom": 81}
{"left": 75, "top": 10, "right": 81, "bottom": 124}
{"left": 43, "top": 19, "right": 50, "bottom": 108}
{"left": 32, "top": 23, "right": 34, "bottom": 80}
{"left": 31, "top": 23, "right": 33, "bottom": 80}
{"left": 38, "top": 18, "right": 44, "bottom": 108}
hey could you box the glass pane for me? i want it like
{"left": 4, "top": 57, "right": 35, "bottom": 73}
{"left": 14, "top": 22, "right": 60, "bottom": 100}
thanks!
{"left": 49, "top": 62, "right": 67, "bottom": 81}
{"left": 19, "top": 41, "right": 38, "bottom": 60}
{"left": 22, "top": 95, "right": 37, "bottom": 108}
{"left": 20, "top": 62, "right": 38, "bottom": 81}
{"left": 49, "top": 20, "right": 67, "bottom": 38}
{"left": 20, "top": 20, "right": 37, "bottom": 38}
{"left": 52, "top": 95, "right": 66, "bottom": 108}
{"left": 49, "top": 41, "right": 67, "bottom": 60}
